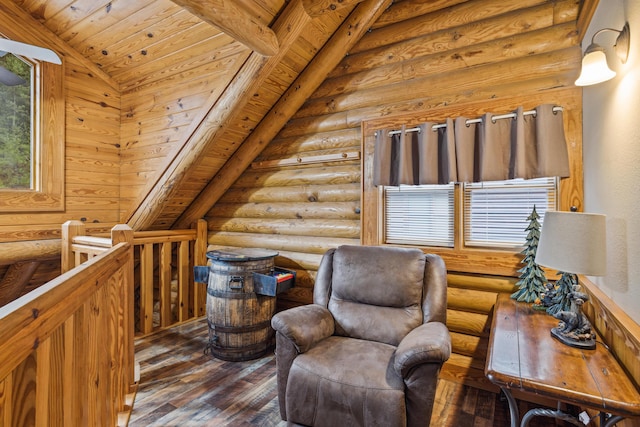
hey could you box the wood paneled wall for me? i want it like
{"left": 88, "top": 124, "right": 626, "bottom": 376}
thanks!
{"left": 206, "top": 0, "right": 584, "bottom": 388}
{"left": 117, "top": 36, "right": 250, "bottom": 223}
{"left": 0, "top": 23, "right": 121, "bottom": 244}
{"left": 0, "top": 5, "right": 122, "bottom": 295}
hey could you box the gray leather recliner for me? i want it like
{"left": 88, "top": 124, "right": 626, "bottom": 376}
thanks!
{"left": 271, "top": 245, "right": 451, "bottom": 427}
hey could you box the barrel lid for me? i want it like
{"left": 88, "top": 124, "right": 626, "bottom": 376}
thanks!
{"left": 205, "top": 246, "right": 278, "bottom": 262}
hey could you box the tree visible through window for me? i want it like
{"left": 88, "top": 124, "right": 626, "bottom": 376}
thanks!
{"left": 0, "top": 52, "right": 32, "bottom": 189}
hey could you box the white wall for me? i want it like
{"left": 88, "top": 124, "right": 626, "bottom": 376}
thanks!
{"left": 583, "top": 0, "right": 640, "bottom": 324}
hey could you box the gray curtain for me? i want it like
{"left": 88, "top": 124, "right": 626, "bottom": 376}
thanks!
{"left": 373, "top": 104, "right": 570, "bottom": 186}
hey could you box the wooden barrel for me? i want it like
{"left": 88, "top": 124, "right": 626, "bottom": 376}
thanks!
{"left": 205, "top": 248, "right": 278, "bottom": 361}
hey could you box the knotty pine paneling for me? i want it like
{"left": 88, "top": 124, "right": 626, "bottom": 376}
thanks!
{"left": 0, "top": 17, "right": 121, "bottom": 298}
{"left": 0, "top": 55, "right": 121, "bottom": 241}
{"left": 118, "top": 49, "right": 249, "bottom": 219}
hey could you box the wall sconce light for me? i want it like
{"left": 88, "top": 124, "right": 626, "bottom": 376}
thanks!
{"left": 575, "top": 23, "right": 630, "bottom": 86}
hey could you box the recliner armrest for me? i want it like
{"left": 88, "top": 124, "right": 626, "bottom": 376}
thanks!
{"left": 393, "top": 322, "right": 451, "bottom": 377}
{"left": 271, "top": 305, "right": 335, "bottom": 353}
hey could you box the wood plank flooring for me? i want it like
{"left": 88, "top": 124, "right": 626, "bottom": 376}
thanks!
{"left": 128, "top": 318, "right": 571, "bottom": 426}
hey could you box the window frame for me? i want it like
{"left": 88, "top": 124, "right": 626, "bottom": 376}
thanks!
{"left": 462, "top": 178, "right": 558, "bottom": 249}
{"left": 383, "top": 183, "right": 456, "bottom": 247}
{"left": 0, "top": 48, "right": 64, "bottom": 212}
{"left": 381, "top": 178, "right": 557, "bottom": 249}
{"left": 360, "top": 101, "right": 582, "bottom": 277}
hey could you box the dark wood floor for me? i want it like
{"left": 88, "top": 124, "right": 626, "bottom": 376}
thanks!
{"left": 128, "top": 318, "right": 567, "bottom": 426}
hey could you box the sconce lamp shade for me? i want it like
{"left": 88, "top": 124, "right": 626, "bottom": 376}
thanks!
{"left": 535, "top": 211, "right": 606, "bottom": 276}
{"left": 574, "top": 23, "right": 630, "bottom": 86}
{"left": 575, "top": 46, "right": 616, "bottom": 86}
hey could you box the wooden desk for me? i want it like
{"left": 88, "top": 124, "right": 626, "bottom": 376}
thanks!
{"left": 485, "top": 294, "right": 640, "bottom": 427}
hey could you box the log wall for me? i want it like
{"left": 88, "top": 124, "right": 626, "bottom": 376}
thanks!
{"left": 206, "top": 0, "right": 584, "bottom": 389}
{"left": 208, "top": 0, "right": 582, "bottom": 302}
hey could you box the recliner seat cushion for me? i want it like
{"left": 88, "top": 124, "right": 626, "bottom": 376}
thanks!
{"left": 285, "top": 336, "right": 406, "bottom": 427}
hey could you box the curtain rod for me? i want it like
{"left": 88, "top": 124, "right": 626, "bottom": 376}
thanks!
{"left": 377, "top": 106, "right": 564, "bottom": 137}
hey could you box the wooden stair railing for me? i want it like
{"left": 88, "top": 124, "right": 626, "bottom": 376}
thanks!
{"left": 0, "top": 227, "right": 135, "bottom": 426}
{"left": 62, "top": 219, "right": 208, "bottom": 335}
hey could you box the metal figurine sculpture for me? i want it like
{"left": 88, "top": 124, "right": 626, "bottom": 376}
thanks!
{"left": 546, "top": 271, "right": 577, "bottom": 316}
{"left": 533, "top": 281, "right": 557, "bottom": 310}
{"left": 550, "top": 283, "right": 596, "bottom": 349}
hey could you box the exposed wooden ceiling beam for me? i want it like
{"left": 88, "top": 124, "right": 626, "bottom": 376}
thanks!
{"left": 170, "top": 0, "right": 279, "bottom": 56}
{"left": 174, "top": 0, "right": 393, "bottom": 229}
{"left": 576, "top": 0, "right": 600, "bottom": 40}
{"left": 302, "top": 0, "right": 367, "bottom": 17}
{"left": 126, "top": 0, "right": 311, "bottom": 230}
{"left": 0, "top": 240, "right": 60, "bottom": 265}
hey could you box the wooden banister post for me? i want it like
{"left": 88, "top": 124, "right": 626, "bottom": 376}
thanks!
{"left": 111, "top": 224, "right": 134, "bottom": 246}
{"left": 61, "top": 220, "right": 85, "bottom": 273}
{"left": 110, "top": 224, "right": 136, "bottom": 390}
{"left": 193, "top": 219, "right": 208, "bottom": 317}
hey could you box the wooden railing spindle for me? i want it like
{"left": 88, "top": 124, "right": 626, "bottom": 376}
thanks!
{"left": 0, "top": 241, "right": 134, "bottom": 426}
{"left": 193, "top": 219, "right": 208, "bottom": 317}
{"left": 178, "top": 240, "right": 190, "bottom": 322}
{"left": 140, "top": 243, "right": 154, "bottom": 334}
{"left": 62, "top": 220, "right": 208, "bottom": 335}
{"left": 160, "top": 241, "right": 173, "bottom": 328}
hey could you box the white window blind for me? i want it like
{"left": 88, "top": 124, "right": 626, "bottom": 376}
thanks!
{"left": 384, "top": 184, "right": 454, "bottom": 247}
{"left": 463, "top": 177, "right": 558, "bottom": 248}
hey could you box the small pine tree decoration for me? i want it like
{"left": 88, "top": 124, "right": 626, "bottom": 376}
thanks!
{"left": 546, "top": 271, "right": 577, "bottom": 316}
{"left": 511, "top": 206, "right": 547, "bottom": 303}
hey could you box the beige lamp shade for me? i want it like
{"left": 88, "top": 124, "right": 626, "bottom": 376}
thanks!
{"left": 575, "top": 47, "right": 616, "bottom": 86}
{"left": 535, "top": 211, "right": 607, "bottom": 276}
{"left": 574, "top": 24, "right": 631, "bottom": 86}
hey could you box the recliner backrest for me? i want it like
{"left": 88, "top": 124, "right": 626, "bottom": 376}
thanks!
{"left": 314, "top": 245, "right": 428, "bottom": 346}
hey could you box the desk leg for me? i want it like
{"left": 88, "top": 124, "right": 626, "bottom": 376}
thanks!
{"left": 500, "top": 387, "right": 519, "bottom": 427}
{"left": 520, "top": 407, "right": 583, "bottom": 426}
{"left": 520, "top": 404, "right": 627, "bottom": 427}
{"left": 601, "top": 414, "right": 624, "bottom": 427}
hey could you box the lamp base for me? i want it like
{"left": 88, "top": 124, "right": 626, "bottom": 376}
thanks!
{"left": 551, "top": 326, "right": 596, "bottom": 350}
{"left": 549, "top": 283, "right": 596, "bottom": 350}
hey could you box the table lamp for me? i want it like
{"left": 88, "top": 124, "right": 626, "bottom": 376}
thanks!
{"left": 535, "top": 211, "right": 606, "bottom": 349}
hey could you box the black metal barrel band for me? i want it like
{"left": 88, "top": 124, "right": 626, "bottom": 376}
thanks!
{"left": 207, "top": 318, "right": 272, "bottom": 333}
{"left": 206, "top": 339, "right": 268, "bottom": 354}
{"left": 207, "top": 288, "right": 257, "bottom": 299}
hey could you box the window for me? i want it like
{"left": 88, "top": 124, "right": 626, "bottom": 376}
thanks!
{"left": 0, "top": 39, "right": 64, "bottom": 212}
{"left": 0, "top": 52, "right": 33, "bottom": 189}
{"left": 383, "top": 178, "right": 558, "bottom": 250}
{"left": 463, "top": 178, "right": 557, "bottom": 248}
{"left": 384, "top": 184, "right": 454, "bottom": 247}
